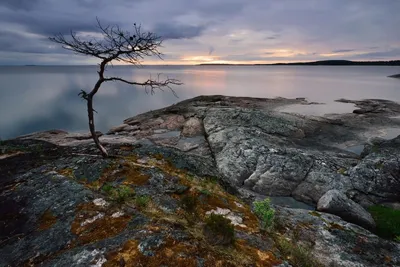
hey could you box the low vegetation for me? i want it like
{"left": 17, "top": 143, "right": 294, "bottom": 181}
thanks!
{"left": 203, "top": 213, "right": 235, "bottom": 246}
{"left": 102, "top": 184, "right": 135, "bottom": 203}
{"left": 135, "top": 195, "right": 151, "bottom": 209}
{"left": 253, "top": 198, "right": 275, "bottom": 231}
{"left": 180, "top": 194, "right": 198, "bottom": 214}
{"left": 368, "top": 205, "right": 400, "bottom": 239}
{"left": 277, "top": 237, "right": 323, "bottom": 267}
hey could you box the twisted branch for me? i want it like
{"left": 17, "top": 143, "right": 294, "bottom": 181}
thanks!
{"left": 49, "top": 18, "right": 181, "bottom": 157}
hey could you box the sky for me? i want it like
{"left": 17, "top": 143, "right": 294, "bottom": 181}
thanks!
{"left": 0, "top": 0, "right": 399, "bottom": 65}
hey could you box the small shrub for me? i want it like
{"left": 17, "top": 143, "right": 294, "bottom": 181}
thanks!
{"left": 395, "top": 236, "right": 400, "bottom": 243}
{"left": 180, "top": 195, "right": 198, "bottom": 214}
{"left": 203, "top": 213, "right": 235, "bottom": 246}
{"left": 277, "top": 237, "right": 322, "bottom": 267}
{"left": 337, "top": 168, "right": 347, "bottom": 175}
{"left": 198, "top": 188, "right": 212, "bottom": 196}
{"left": 114, "top": 185, "right": 135, "bottom": 203}
{"left": 368, "top": 205, "right": 400, "bottom": 239}
{"left": 102, "top": 183, "right": 113, "bottom": 193}
{"left": 207, "top": 176, "right": 219, "bottom": 184}
{"left": 135, "top": 195, "right": 151, "bottom": 208}
{"left": 253, "top": 198, "right": 275, "bottom": 230}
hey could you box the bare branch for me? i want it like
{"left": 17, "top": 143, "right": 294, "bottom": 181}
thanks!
{"left": 49, "top": 18, "right": 181, "bottom": 157}
{"left": 104, "top": 75, "right": 182, "bottom": 97}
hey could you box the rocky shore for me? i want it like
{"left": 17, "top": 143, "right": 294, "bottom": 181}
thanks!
{"left": 1, "top": 95, "right": 400, "bottom": 266}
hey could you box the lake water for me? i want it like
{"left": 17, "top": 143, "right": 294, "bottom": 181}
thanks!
{"left": 1, "top": 65, "right": 399, "bottom": 139}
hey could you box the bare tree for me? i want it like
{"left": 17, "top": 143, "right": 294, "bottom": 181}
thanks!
{"left": 49, "top": 18, "right": 182, "bottom": 157}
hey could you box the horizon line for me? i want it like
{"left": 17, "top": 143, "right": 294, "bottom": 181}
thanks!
{"left": 1, "top": 59, "right": 400, "bottom": 67}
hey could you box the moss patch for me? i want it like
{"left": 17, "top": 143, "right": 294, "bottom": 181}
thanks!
{"left": 58, "top": 168, "right": 75, "bottom": 179}
{"left": 103, "top": 237, "right": 281, "bottom": 267}
{"left": 368, "top": 205, "right": 400, "bottom": 239}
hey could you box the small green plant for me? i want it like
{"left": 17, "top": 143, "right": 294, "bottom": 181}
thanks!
{"left": 198, "top": 188, "right": 212, "bottom": 196}
{"left": 337, "top": 168, "right": 347, "bottom": 175}
{"left": 368, "top": 205, "right": 400, "bottom": 239}
{"left": 203, "top": 213, "right": 235, "bottom": 246}
{"left": 277, "top": 237, "right": 322, "bottom": 267}
{"left": 102, "top": 183, "right": 113, "bottom": 193}
{"left": 253, "top": 198, "right": 275, "bottom": 230}
{"left": 113, "top": 185, "right": 135, "bottom": 203}
{"left": 135, "top": 195, "right": 151, "bottom": 208}
{"left": 395, "top": 236, "right": 400, "bottom": 243}
{"left": 207, "top": 176, "right": 219, "bottom": 184}
{"left": 375, "top": 162, "right": 384, "bottom": 170}
{"left": 186, "top": 173, "right": 196, "bottom": 181}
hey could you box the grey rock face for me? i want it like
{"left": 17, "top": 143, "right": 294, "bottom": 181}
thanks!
{"left": 276, "top": 207, "right": 400, "bottom": 267}
{"left": 317, "top": 190, "right": 376, "bottom": 231}
{"left": 3, "top": 95, "right": 400, "bottom": 266}
{"left": 181, "top": 117, "right": 204, "bottom": 137}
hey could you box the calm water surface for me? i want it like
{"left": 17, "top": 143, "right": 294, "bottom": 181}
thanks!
{"left": 0, "top": 65, "right": 399, "bottom": 139}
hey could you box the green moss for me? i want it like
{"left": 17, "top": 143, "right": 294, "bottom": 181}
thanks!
{"left": 337, "top": 168, "right": 347, "bottom": 175}
{"left": 368, "top": 205, "right": 400, "bottom": 239}
{"left": 135, "top": 195, "right": 151, "bottom": 208}
{"left": 309, "top": 211, "right": 322, "bottom": 217}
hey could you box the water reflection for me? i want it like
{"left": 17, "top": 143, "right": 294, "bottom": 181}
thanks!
{"left": 1, "top": 65, "right": 399, "bottom": 139}
{"left": 183, "top": 68, "right": 227, "bottom": 92}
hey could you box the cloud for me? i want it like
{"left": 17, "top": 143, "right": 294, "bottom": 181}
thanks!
{"left": 351, "top": 48, "right": 400, "bottom": 59}
{"left": 332, "top": 49, "right": 355, "bottom": 53}
{"left": 208, "top": 46, "right": 215, "bottom": 55}
{"left": 152, "top": 23, "right": 206, "bottom": 40}
{"left": 0, "top": 0, "right": 41, "bottom": 11}
{"left": 0, "top": 0, "right": 399, "bottom": 64}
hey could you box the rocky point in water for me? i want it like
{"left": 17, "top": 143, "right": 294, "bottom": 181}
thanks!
{"left": 1, "top": 95, "right": 400, "bottom": 266}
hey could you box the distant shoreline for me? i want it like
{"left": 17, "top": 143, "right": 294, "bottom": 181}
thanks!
{"left": 388, "top": 74, "right": 400, "bottom": 78}
{"left": 0, "top": 59, "right": 399, "bottom": 67}
{"left": 199, "top": 60, "right": 400, "bottom": 66}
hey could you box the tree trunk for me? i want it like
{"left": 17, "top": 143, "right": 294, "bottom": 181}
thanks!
{"left": 87, "top": 95, "right": 108, "bottom": 157}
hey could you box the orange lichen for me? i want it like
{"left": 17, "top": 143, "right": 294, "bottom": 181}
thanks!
{"left": 97, "top": 158, "right": 150, "bottom": 188}
{"left": 235, "top": 239, "right": 281, "bottom": 267}
{"left": 328, "top": 222, "right": 345, "bottom": 231}
{"left": 154, "top": 153, "right": 164, "bottom": 160}
{"left": 38, "top": 210, "right": 57, "bottom": 231}
{"left": 58, "top": 168, "right": 74, "bottom": 178}
{"left": 70, "top": 202, "right": 131, "bottom": 245}
{"left": 120, "top": 145, "right": 134, "bottom": 151}
{"left": 309, "top": 211, "right": 321, "bottom": 217}
{"left": 103, "top": 236, "right": 278, "bottom": 267}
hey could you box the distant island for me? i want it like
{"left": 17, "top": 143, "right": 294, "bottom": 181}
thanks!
{"left": 388, "top": 74, "right": 400, "bottom": 79}
{"left": 199, "top": 60, "right": 400, "bottom": 66}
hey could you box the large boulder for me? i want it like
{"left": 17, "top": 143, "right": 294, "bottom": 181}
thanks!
{"left": 317, "top": 190, "right": 376, "bottom": 231}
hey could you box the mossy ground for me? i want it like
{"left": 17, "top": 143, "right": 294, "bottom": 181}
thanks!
{"left": 55, "top": 151, "right": 285, "bottom": 266}
{"left": 368, "top": 205, "right": 400, "bottom": 240}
